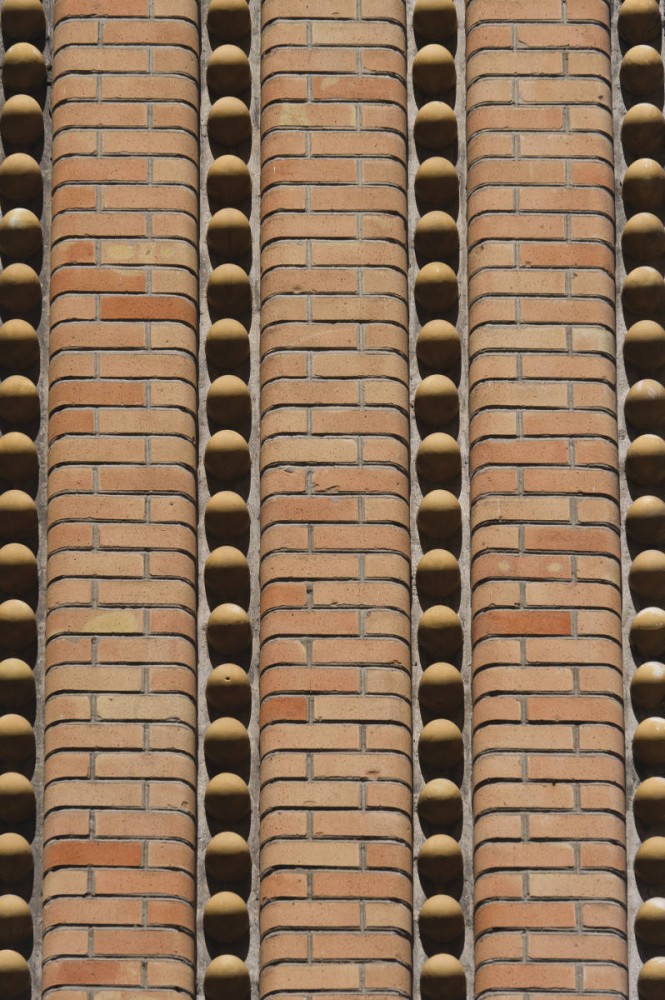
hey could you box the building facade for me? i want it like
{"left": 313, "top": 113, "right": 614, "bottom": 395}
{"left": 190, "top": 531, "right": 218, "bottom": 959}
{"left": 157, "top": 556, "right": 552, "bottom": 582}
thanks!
{"left": 0, "top": 0, "right": 661, "bottom": 997}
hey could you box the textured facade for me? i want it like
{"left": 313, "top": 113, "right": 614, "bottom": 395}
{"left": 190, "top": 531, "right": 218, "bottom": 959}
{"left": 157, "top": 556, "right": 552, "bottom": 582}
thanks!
{"left": 0, "top": 0, "right": 664, "bottom": 998}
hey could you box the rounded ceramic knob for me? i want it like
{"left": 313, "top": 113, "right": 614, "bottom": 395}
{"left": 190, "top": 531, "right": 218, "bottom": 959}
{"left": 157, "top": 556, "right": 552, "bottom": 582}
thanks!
{"left": 420, "top": 953, "right": 465, "bottom": 1000}
{"left": 0, "top": 263, "right": 41, "bottom": 312}
{"left": 413, "top": 44, "right": 455, "bottom": 96}
{"left": 205, "top": 771, "right": 250, "bottom": 822}
{"left": 207, "top": 155, "right": 251, "bottom": 207}
{"left": 416, "top": 433, "right": 461, "bottom": 483}
{"left": 0, "top": 433, "right": 37, "bottom": 486}
{"left": 208, "top": 97, "right": 251, "bottom": 147}
{"left": 623, "top": 212, "right": 665, "bottom": 261}
{"left": 0, "top": 894, "right": 31, "bottom": 946}
{"left": 416, "top": 549, "right": 460, "bottom": 601}
{"left": 634, "top": 716, "right": 665, "bottom": 766}
{"left": 627, "top": 495, "right": 665, "bottom": 544}
{"left": 631, "top": 607, "right": 665, "bottom": 657}
{"left": 419, "top": 662, "right": 464, "bottom": 717}
{"left": 414, "top": 102, "right": 457, "bottom": 152}
{"left": 205, "top": 830, "right": 251, "bottom": 883}
{"left": 207, "top": 45, "right": 251, "bottom": 96}
{"left": 0, "top": 599, "right": 35, "bottom": 651}
{"left": 0, "top": 320, "right": 38, "bottom": 374}
{"left": 623, "top": 266, "right": 665, "bottom": 315}
{"left": 624, "top": 158, "right": 665, "bottom": 212}
{"left": 206, "top": 318, "right": 249, "bottom": 371}
{"left": 2, "top": 43, "right": 45, "bottom": 94}
{"left": 418, "top": 834, "right": 463, "bottom": 884}
{"left": 635, "top": 836, "right": 665, "bottom": 885}
{"left": 205, "top": 545, "right": 250, "bottom": 602}
{"left": 632, "top": 661, "right": 665, "bottom": 712}
{"left": 1, "top": 0, "right": 45, "bottom": 39}
{"left": 415, "top": 261, "right": 458, "bottom": 313}
{"left": 415, "top": 211, "right": 458, "bottom": 262}
{"left": 626, "top": 434, "right": 665, "bottom": 487}
{"left": 0, "top": 153, "right": 41, "bottom": 204}
{"left": 0, "top": 949, "right": 30, "bottom": 1000}
{"left": 621, "top": 45, "right": 664, "bottom": 97}
{"left": 636, "top": 775, "right": 665, "bottom": 826}
{"left": 207, "top": 662, "right": 251, "bottom": 715}
{"left": 418, "top": 605, "right": 463, "bottom": 657}
{"left": 204, "top": 716, "right": 250, "bottom": 768}
{"left": 417, "top": 489, "right": 461, "bottom": 541}
{"left": 204, "top": 891, "right": 249, "bottom": 943}
{"left": 413, "top": 0, "right": 457, "bottom": 42}
{"left": 419, "top": 894, "right": 464, "bottom": 943}
{"left": 625, "top": 320, "right": 665, "bottom": 370}
{"left": 417, "top": 777, "right": 462, "bottom": 827}
{"left": 0, "top": 714, "right": 35, "bottom": 762}
{"left": 419, "top": 718, "right": 463, "bottom": 770}
{"left": 0, "top": 208, "right": 41, "bottom": 260}
{"left": 618, "top": 0, "right": 662, "bottom": 45}
{"left": 204, "top": 955, "right": 250, "bottom": 1000}
{"left": 636, "top": 897, "right": 665, "bottom": 946}
{"left": 205, "top": 491, "right": 250, "bottom": 539}
{"left": 0, "top": 95, "right": 43, "bottom": 146}
{"left": 0, "top": 714, "right": 33, "bottom": 762}
{"left": 0, "top": 833, "right": 32, "bottom": 883}
{"left": 0, "top": 658, "right": 34, "bottom": 711}
{"left": 207, "top": 208, "right": 251, "bottom": 260}
{"left": 622, "top": 103, "right": 665, "bottom": 157}
{"left": 415, "top": 156, "right": 458, "bottom": 209}
{"left": 626, "top": 379, "right": 665, "bottom": 431}
{"left": 639, "top": 957, "right": 665, "bottom": 999}
{"left": 207, "top": 263, "right": 251, "bottom": 316}
{"left": 414, "top": 374, "right": 458, "bottom": 426}
{"left": 416, "top": 319, "right": 460, "bottom": 371}
{"left": 0, "top": 491, "right": 36, "bottom": 540}
{"left": 207, "top": 0, "right": 250, "bottom": 42}
{"left": 204, "top": 429, "right": 250, "bottom": 482}
{"left": 630, "top": 550, "right": 665, "bottom": 600}
{"left": 0, "top": 376, "right": 39, "bottom": 424}
{"left": 207, "top": 603, "right": 251, "bottom": 656}
{"left": 0, "top": 771, "right": 34, "bottom": 821}
{"left": 207, "top": 375, "right": 251, "bottom": 428}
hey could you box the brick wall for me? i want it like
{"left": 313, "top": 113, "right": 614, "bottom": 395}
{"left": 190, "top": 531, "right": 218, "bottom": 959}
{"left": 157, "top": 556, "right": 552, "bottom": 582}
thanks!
{"left": 0, "top": 0, "right": 650, "bottom": 996}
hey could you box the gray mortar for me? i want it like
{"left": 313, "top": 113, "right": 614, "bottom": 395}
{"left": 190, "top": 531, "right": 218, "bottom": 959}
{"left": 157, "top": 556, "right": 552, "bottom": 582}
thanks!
{"left": 32, "top": 0, "right": 51, "bottom": 993}
{"left": 406, "top": 1, "right": 473, "bottom": 995}
{"left": 196, "top": 2, "right": 262, "bottom": 997}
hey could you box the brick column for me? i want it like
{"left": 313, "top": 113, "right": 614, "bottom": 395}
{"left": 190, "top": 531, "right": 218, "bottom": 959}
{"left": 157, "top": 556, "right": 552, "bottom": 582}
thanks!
{"left": 259, "top": 2, "right": 411, "bottom": 998}
{"left": 466, "top": 2, "right": 627, "bottom": 996}
{"left": 43, "top": 3, "right": 199, "bottom": 996}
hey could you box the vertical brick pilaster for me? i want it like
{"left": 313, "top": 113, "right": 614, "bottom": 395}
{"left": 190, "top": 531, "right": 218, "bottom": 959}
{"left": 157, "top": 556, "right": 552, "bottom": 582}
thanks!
{"left": 43, "top": 3, "right": 199, "bottom": 997}
{"left": 466, "top": 2, "right": 627, "bottom": 996}
{"left": 259, "top": 2, "right": 412, "bottom": 997}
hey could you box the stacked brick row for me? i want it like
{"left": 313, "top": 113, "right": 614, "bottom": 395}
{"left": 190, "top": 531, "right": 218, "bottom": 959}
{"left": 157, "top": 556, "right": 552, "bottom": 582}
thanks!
{"left": 0, "top": 0, "right": 47, "bottom": 996}
{"left": 409, "top": 2, "right": 469, "bottom": 999}
{"left": 259, "top": 3, "right": 412, "bottom": 997}
{"left": 43, "top": 2, "right": 200, "bottom": 995}
{"left": 467, "top": 2, "right": 627, "bottom": 994}
{"left": 617, "top": 2, "right": 665, "bottom": 996}
{"left": 200, "top": 1, "right": 258, "bottom": 997}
